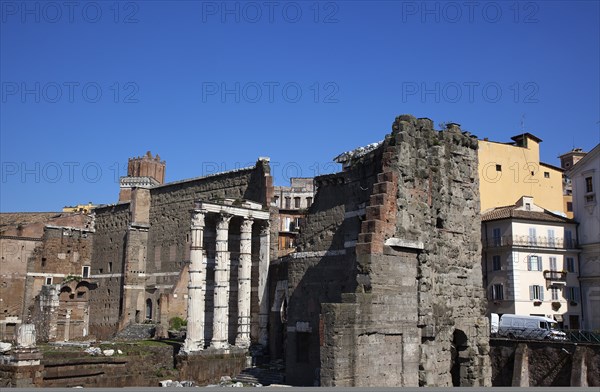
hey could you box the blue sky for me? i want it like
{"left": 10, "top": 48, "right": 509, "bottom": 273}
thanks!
{"left": 1, "top": 0, "right": 599, "bottom": 212}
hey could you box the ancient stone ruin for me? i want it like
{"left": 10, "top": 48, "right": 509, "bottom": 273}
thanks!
{"left": 274, "top": 115, "right": 491, "bottom": 386}
{"left": 1, "top": 114, "right": 497, "bottom": 387}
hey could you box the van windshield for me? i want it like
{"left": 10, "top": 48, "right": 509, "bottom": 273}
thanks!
{"left": 540, "top": 321, "right": 558, "bottom": 330}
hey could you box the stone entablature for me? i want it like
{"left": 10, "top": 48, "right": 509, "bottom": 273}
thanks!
{"left": 183, "top": 201, "right": 269, "bottom": 354}
{"left": 119, "top": 176, "right": 160, "bottom": 189}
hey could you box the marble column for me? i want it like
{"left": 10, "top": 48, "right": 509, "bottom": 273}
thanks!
{"left": 236, "top": 218, "right": 253, "bottom": 348}
{"left": 258, "top": 222, "right": 270, "bottom": 347}
{"left": 64, "top": 309, "right": 71, "bottom": 342}
{"left": 211, "top": 213, "right": 232, "bottom": 349}
{"left": 16, "top": 324, "right": 36, "bottom": 348}
{"left": 183, "top": 210, "right": 206, "bottom": 353}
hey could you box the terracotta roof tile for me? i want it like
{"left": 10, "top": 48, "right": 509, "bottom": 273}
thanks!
{"left": 482, "top": 206, "right": 573, "bottom": 223}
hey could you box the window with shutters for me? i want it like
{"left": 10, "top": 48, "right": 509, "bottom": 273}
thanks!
{"left": 547, "top": 229, "right": 555, "bottom": 247}
{"left": 549, "top": 257, "right": 557, "bottom": 271}
{"left": 528, "top": 255, "right": 542, "bottom": 271}
{"left": 529, "top": 285, "right": 544, "bottom": 301}
{"left": 551, "top": 286, "right": 560, "bottom": 300}
{"left": 529, "top": 227, "right": 537, "bottom": 245}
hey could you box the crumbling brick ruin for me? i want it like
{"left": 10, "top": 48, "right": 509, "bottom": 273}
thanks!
{"left": 1, "top": 212, "right": 94, "bottom": 341}
{"left": 280, "top": 115, "right": 491, "bottom": 386}
{"left": 24, "top": 222, "right": 95, "bottom": 342}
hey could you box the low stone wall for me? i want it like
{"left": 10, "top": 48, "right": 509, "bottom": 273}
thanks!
{"left": 176, "top": 349, "right": 248, "bottom": 386}
{"left": 5, "top": 338, "right": 599, "bottom": 387}
{"left": 490, "top": 339, "right": 600, "bottom": 387}
{"left": 42, "top": 344, "right": 177, "bottom": 387}
{"left": 0, "top": 363, "right": 43, "bottom": 388}
{"left": 0, "top": 343, "right": 177, "bottom": 388}
{"left": 0, "top": 343, "right": 250, "bottom": 388}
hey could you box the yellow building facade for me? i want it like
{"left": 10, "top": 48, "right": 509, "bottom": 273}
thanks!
{"left": 478, "top": 133, "right": 565, "bottom": 214}
{"left": 62, "top": 202, "right": 96, "bottom": 214}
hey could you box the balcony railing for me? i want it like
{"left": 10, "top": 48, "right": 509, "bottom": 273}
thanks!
{"left": 543, "top": 270, "right": 567, "bottom": 281}
{"left": 483, "top": 235, "right": 578, "bottom": 249}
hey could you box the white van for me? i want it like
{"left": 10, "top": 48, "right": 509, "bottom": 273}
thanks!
{"left": 490, "top": 313, "right": 567, "bottom": 341}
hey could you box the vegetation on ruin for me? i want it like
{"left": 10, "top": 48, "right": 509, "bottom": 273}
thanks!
{"left": 169, "top": 316, "right": 187, "bottom": 331}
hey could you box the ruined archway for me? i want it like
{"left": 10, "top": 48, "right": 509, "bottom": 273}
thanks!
{"left": 146, "top": 298, "right": 153, "bottom": 321}
{"left": 451, "top": 329, "right": 469, "bottom": 386}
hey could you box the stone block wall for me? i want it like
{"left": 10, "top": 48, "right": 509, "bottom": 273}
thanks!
{"left": 0, "top": 363, "right": 44, "bottom": 388}
{"left": 144, "top": 161, "right": 272, "bottom": 337}
{"left": 285, "top": 114, "right": 490, "bottom": 386}
{"left": 390, "top": 117, "right": 489, "bottom": 387}
{"left": 90, "top": 159, "right": 273, "bottom": 339}
{"left": 89, "top": 202, "right": 130, "bottom": 339}
{"left": 284, "top": 148, "right": 383, "bottom": 385}
{"left": 147, "top": 168, "right": 255, "bottom": 278}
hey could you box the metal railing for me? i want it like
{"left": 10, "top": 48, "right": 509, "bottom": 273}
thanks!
{"left": 564, "top": 330, "right": 600, "bottom": 344}
{"left": 483, "top": 235, "right": 578, "bottom": 249}
{"left": 543, "top": 270, "right": 567, "bottom": 281}
{"left": 493, "top": 329, "right": 600, "bottom": 345}
{"left": 493, "top": 328, "right": 562, "bottom": 341}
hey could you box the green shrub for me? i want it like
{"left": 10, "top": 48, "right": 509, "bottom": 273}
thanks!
{"left": 169, "top": 317, "right": 187, "bottom": 331}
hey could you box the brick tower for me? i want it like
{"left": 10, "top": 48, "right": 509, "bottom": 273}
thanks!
{"left": 119, "top": 151, "right": 166, "bottom": 202}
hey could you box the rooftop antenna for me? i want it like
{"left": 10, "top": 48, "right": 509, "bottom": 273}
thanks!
{"left": 520, "top": 114, "right": 525, "bottom": 133}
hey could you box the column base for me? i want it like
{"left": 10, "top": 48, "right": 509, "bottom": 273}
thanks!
{"left": 182, "top": 339, "right": 205, "bottom": 353}
{"left": 235, "top": 337, "right": 251, "bottom": 349}
{"left": 210, "top": 341, "right": 230, "bottom": 350}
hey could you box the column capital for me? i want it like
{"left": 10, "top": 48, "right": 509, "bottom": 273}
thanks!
{"left": 191, "top": 210, "right": 207, "bottom": 229}
{"left": 260, "top": 221, "right": 270, "bottom": 236}
{"left": 240, "top": 217, "right": 254, "bottom": 233}
{"left": 217, "top": 212, "right": 233, "bottom": 228}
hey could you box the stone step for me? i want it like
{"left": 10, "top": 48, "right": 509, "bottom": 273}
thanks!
{"left": 234, "top": 367, "right": 285, "bottom": 386}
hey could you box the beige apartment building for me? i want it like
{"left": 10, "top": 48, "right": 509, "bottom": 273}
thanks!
{"left": 482, "top": 196, "right": 582, "bottom": 329}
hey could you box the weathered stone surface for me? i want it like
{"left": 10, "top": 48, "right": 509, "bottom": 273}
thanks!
{"left": 89, "top": 160, "right": 273, "bottom": 341}
{"left": 282, "top": 114, "right": 490, "bottom": 386}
